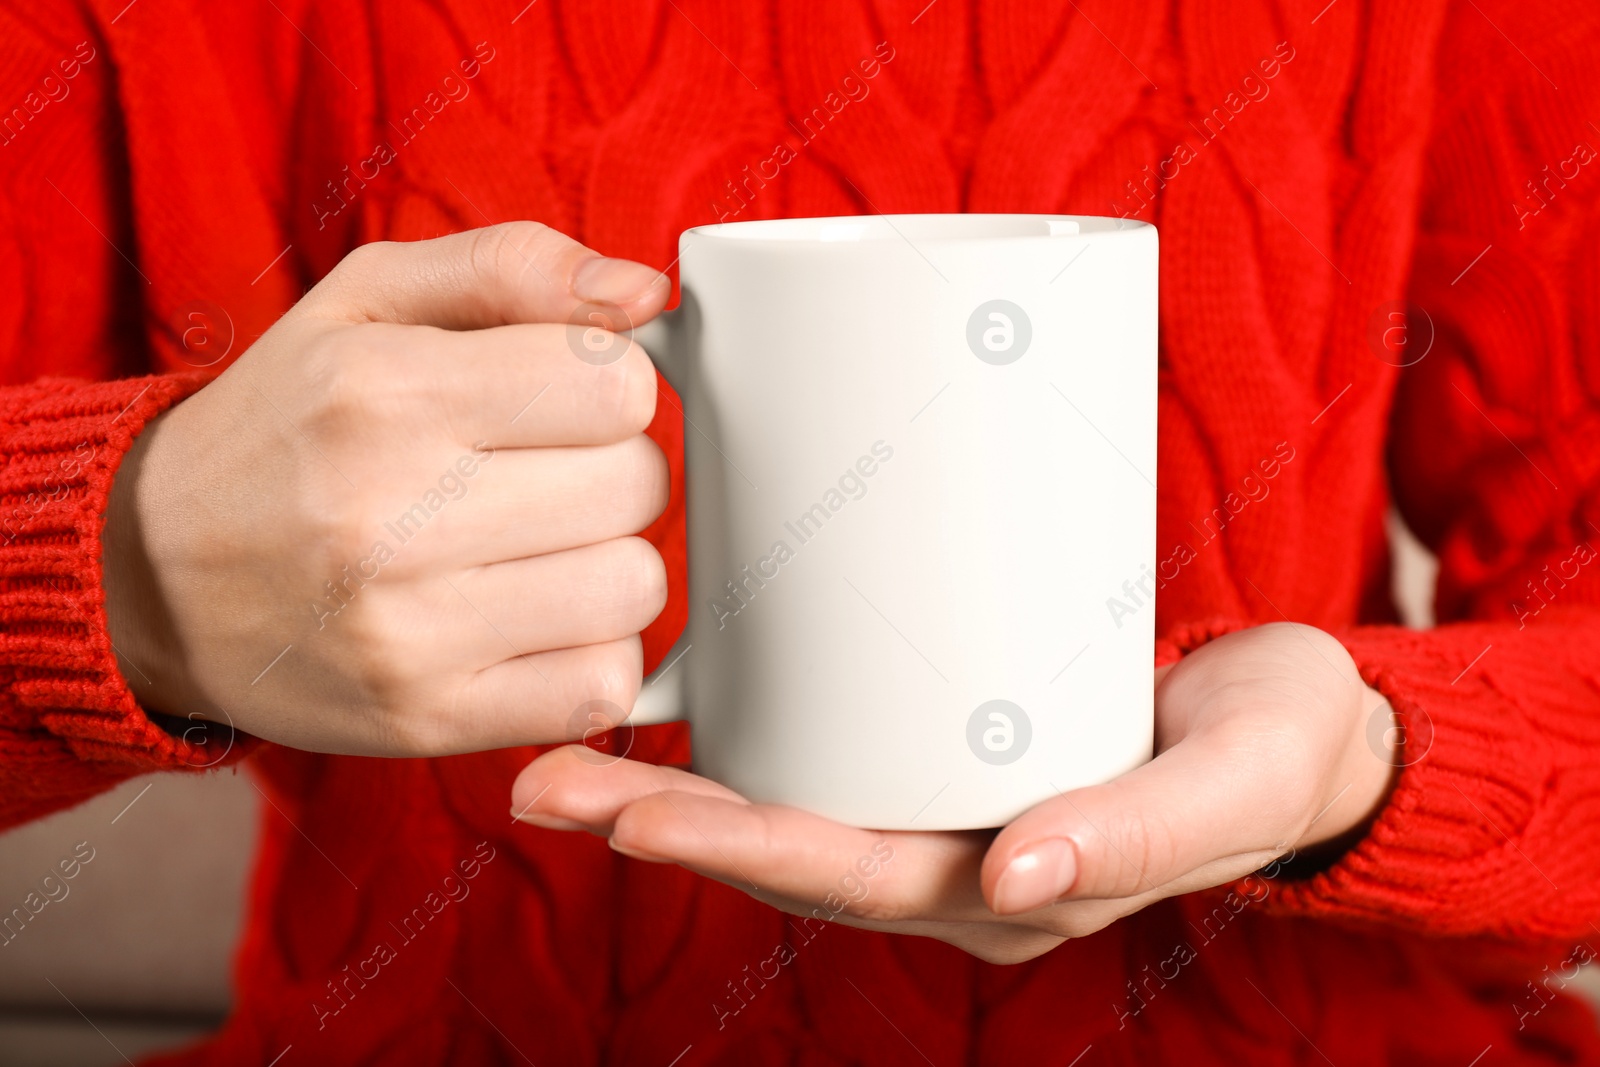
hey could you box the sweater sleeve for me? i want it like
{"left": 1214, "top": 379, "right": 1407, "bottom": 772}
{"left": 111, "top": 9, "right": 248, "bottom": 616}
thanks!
{"left": 1262, "top": 3, "right": 1600, "bottom": 940}
{"left": 0, "top": 374, "right": 254, "bottom": 831}
{"left": 0, "top": 7, "right": 252, "bottom": 830}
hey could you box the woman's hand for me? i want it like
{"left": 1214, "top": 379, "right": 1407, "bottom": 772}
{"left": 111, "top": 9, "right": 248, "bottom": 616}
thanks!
{"left": 104, "top": 223, "right": 673, "bottom": 756}
{"left": 511, "top": 622, "right": 1397, "bottom": 964}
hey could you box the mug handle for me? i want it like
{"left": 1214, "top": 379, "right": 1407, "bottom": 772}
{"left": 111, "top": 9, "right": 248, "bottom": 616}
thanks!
{"left": 625, "top": 311, "right": 685, "bottom": 393}
{"left": 623, "top": 312, "right": 687, "bottom": 726}
{"left": 630, "top": 634, "right": 688, "bottom": 725}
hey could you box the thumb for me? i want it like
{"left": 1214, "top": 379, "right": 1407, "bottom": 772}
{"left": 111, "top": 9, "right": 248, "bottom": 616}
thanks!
{"left": 980, "top": 731, "right": 1301, "bottom": 916}
{"left": 302, "top": 221, "right": 670, "bottom": 331}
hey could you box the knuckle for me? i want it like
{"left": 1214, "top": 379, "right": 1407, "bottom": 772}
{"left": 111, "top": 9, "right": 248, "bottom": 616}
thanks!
{"left": 341, "top": 601, "right": 423, "bottom": 704}
{"left": 837, "top": 864, "right": 912, "bottom": 924}
{"left": 470, "top": 221, "right": 553, "bottom": 295}
{"left": 291, "top": 509, "right": 369, "bottom": 615}
{"left": 582, "top": 342, "right": 657, "bottom": 437}
{"left": 299, "top": 327, "right": 376, "bottom": 428}
{"left": 290, "top": 416, "right": 373, "bottom": 555}
{"left": 500, "top": 220, "right": 556, "bottom": 260}
{"left": 375, "top": 709, "right": 444, "bottom": 757}
{"left": 466, "top": 225, "right": 508, "bottom": 286}
{"left": 332, "top": 240, "right": 394, "bottom": 285}
{"left": 845, "top": 889, "right": 906, "bottom": 925}
{"left": 612, "top": 536, "right": 668, "bottom": 620}
{"left": 573, "top": 642, "right": 640, "bottom": 710}
{"left": 618, "top": 435, "right": 671, "bottom": 524}
{"left": 300, "top": 323, "right": 425, "bottom": 436}
{"left": 310, "top": 498, "right": 374, "bottom": 574}
{"left": 615, "top": 341, "right": 660, "bottom": 433}
{"left": 1113, "top": 825, "right": 1165, "bottom": 897}
{"left": 1082, "top": 810, "right": 1171, "bottom": 898}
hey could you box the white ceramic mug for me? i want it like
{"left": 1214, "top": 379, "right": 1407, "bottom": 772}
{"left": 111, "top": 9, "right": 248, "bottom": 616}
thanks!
{"left": 616, "top": 213, "right": 1157, "bottom": 830}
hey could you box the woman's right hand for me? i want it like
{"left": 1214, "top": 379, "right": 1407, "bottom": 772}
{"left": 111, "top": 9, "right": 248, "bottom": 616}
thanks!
{"left": 103, "top": 223, "right": 673, "bottom": 756}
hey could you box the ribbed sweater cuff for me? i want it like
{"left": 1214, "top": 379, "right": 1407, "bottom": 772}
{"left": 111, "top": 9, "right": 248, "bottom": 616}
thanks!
{"left": 0, "top": 374, "right": 252, "bottom": 771}
{"left": 1154, "top": 616, "right": 1254, "bottom": 666}
{"left": 1265, "top": 624, "right": 1558, "bottom": 936}
{"left": 1158, "top": 619, "right": 1565, "bottom": 937}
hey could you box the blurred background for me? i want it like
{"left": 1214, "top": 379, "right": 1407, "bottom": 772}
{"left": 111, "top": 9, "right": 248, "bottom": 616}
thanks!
{"left": 1, "top": 515, "right": 1594, "bottom": 1064}
{"left": 0, "top": 770, "right": 255, "bottom": 1063}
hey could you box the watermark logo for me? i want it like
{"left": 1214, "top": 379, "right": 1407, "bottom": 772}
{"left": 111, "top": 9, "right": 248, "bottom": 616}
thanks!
{"left": 710, "top": 42, "right": 897, "bottom": 224}
{"left": 0, "top": 41, "right": 96, "bottom": 149}
{"left": 1366, "top": 300, "right": 1433, "bottom": 368}
{"left": 312, "top": 841, "right": 496, "bottom": 1031}
{"left": 1108, "top": 441, "right": 1297, "bottom": 627}
{"left": 711, "top": 840, "right": 894, "bottom": 1031}
{"left": 966, "top": 300, "right": 1032, "bottom": 365}
{"left": 1511, "top": 540, "right": 1596, "bottom": 629}
{"left": 312, "top": 42, "right": 496, "bottom": 231}
{"left": 566, "top": 301, "right": 634, "bottom": 366}
{"left": 709, "top": 441, "right": 894, "bottom": 630}
{"left": 310, "top": 444, "right": 495, "bottom": 630}
{"left": 1366, "top": 698, "right": 1433, "bottom": 768}
{"left": 0, "top": 841, "right": 96, "bottom": 949}
{"left": 178, "top": 707, "right": 237, "bottom": 768}
{"left": 171, "top": 299, "right": 234, "bottom": 368}
{"left": 565, "top": 699, "right": 635, "bottom": 766}
{"left": 966, "top": 699, "right": 1031, "bottom": 765}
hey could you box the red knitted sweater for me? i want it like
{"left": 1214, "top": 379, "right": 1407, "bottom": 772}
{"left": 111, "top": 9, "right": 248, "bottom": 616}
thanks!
{"left": 4, "top": 1, "right": 1600, "bottom": 1063}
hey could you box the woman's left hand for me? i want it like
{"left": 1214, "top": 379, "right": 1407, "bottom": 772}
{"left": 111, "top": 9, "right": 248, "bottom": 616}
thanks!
{"left": 511, "top": 622, "right": 1397, "bottom": 964}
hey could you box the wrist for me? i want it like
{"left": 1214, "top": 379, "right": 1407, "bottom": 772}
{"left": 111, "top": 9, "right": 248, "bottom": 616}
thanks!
{"left": 103, "top": 411, "right": 188, "bottom": 717}
{"left": 1301, "top": 681, "right": 1398, "bottom": 849}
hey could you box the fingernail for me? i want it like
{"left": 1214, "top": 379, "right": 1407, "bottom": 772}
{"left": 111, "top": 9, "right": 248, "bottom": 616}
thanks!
{"left": 992, "top": 838, "right": 1077, "bottom": 915}
{"left": 511, "top": 809, "right": 587, "bottom": 832}
{"left": 573, "top": 257, "right": 668, "bottom": 305}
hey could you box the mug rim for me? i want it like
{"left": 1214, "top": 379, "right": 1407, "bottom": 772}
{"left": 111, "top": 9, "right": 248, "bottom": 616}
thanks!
{"left": 682, "top": 212, "right": 1152, "bottom": 247}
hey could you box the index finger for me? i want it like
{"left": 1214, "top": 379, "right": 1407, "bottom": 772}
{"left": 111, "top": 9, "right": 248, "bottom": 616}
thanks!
{"left": 303, "top": 221, "right": 670, "bottom": 331}
{"left": 512, "top": 749, "right": 991, "bottom": 923}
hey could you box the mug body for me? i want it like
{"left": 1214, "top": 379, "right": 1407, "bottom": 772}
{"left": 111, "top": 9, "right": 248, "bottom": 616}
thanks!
{"left": 673, "top": 214, "right": 1156, "bottom": 830}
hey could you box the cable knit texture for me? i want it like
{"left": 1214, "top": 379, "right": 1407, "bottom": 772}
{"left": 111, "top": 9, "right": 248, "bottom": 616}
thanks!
{"left": 2, "top": 0, "right": 1599, "bottom": 1064}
